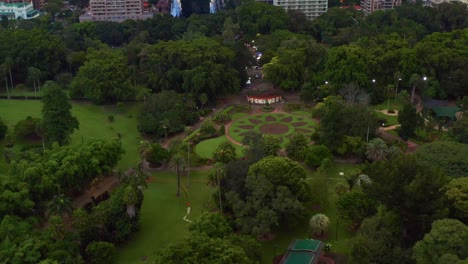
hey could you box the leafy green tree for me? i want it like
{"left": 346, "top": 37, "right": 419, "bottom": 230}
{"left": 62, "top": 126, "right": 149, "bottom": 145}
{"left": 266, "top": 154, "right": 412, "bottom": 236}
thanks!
{"left": 154, "top": 233, "right": 253, "bottom": 264}
{"left": 237, "top": 1, "right": 289, "bottom": 37}
{"left": 225, "top": 157, "right": 311, "bottom": 237}
{"left": 363, "top": 156, "right": 449, "bottom": 246}
{"left": 188, "top": 213, "right": 232, "bottom": 238}
{"left": 0, "top": 180, "right": 35, "bottom": 216}
{"left": 309, "top": 214, "right": 330, "bottom": 237}
{"left": 70, "top": 48, "right": 133, "bottom": 104}
{"left": 286, "top": 133, "right": 309, "bottom": 161}
{"left": 413, "top": 219, "right": 468, "bottom": 264}
{"left": 0, "top": 118, "right": 7, "bottom": 139}
{"left": 85, "top": 241, "right": 116, "bottom": 264}
{"left": 365, "top": 138, "right": 388, "bottom": 162}
{"left": 449, "top": 117, "right": 468, "bottom": 143}
{"left": 415, "top": 141, "right": 468, "bottom": 178}
{"left": 398, "top": 103, "right": 422, "bottom": 139}
{"left": 145, "top": 143, "right": 169, "bottom": 167}
{"left": 199, "top": 93, "right": 208, "bottom": 109}
{"left": 14, "top": 116, "right": 41, "bottom": 140}
{"left": 213, "top": 142, "right": 237, "bottom": 164}
{"left": 138, "top": 90, "right": 198, "bottom": 137}
{"left": 169, "top": 151, "right": 185, "bottom": 197}
{"left": 337, "top": 191, "right": 377, "bottom": 226}
{"left": 200, "top": 118, "right": 217, "bottom": 135}
{"left": 324, "top": 45, "right": 369, "bottom": 87}
{"left": 305, "top": 144, "right": 333, "bottom": 167}
{"left": 444, "top": 177, "right": 468, "bottom": 221}
{"left": 262, "top": 135, "right": 281, "bottom": 156}
{"left": 41, "top": 82, "right": 79, "bottom": 146}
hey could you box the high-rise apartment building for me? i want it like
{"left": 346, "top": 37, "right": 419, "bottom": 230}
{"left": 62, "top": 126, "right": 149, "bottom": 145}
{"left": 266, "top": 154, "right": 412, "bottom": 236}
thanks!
{"left": 79, "top": 0, "right": 153, "bottom": 22}
{"left": 0, "top": 2, "right": 39, "bottom": 19}
{"left": 361, "top": 0, "right": 401, "bottom": 15}
{"left": 256, "top": 0, "right": 327, "bottom": 20}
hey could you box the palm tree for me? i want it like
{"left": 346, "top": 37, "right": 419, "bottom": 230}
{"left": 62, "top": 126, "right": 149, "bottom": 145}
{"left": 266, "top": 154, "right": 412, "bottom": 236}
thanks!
{"left": 386, "top": 145, "right": 402, "bottom": 160}
{"left": 4, "top": 57, "right": 14, "bottom": 92}
{"left": 355, "top": 174, "right": 372, "bottom": 188}
{"left": 123, "top": 186, "right": 139, "bottom": 218}
{"left": 27, "top": 67, "right": 41, "bottom": 94}
{"left": 213, "top": 162, "right": 226, "bottom": 214}
{"left": 170, "top": 152, "right": 185, "bottom": 197}
{"left": 365, "top": 138, "right": 388, "bottom": 162}
{"left": 0, "top": 64, "right": 10, "bottom": 99}
{"left": 47, "top": 194, "right": 73, "bottom": 217}
{"left": 309, "top": 214, "right": 330, "bottom": 237}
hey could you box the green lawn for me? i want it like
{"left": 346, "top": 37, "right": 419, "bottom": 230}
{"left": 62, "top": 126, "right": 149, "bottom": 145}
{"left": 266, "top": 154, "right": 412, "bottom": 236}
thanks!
{"left": 0, "top": 99, "right": 141, "bottom": 169}
{"left": 374, "top": 111, "right": 399, "bottom": 126}
{"left": 195, "top": 135, "right": 244, "bottom": 159}
{"left": 370, "top": 98, "right": 403, "bottom": 111}
{"left": 231, "top": 112, "right": 249, "bottom": 120}
{"left": 260, "top": 163, "right": 359, "bottom": 263}
{"left": 117, "top": 170, "right": 212, "bottom": 264}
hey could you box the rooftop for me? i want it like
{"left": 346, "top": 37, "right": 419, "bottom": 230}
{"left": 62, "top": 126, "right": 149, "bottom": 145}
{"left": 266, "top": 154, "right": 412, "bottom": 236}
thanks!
{"left": 279, "top": 239, "right": 325, "bottom": 264}
{"left": 0, "top": 2, "right": 30, "bottom": 8}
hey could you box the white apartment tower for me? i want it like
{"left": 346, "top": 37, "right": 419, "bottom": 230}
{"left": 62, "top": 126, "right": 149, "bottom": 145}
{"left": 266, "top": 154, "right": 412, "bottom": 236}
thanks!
{"left": 361, "top": 0, "right": 401, "bottom": 15}
{"left": 256, "top": 0, "right": 328, "bottom": 20}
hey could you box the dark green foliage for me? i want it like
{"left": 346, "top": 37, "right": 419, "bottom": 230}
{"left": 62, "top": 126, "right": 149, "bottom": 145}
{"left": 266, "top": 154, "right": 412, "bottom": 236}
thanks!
{"left": 284, "top": 102, "right": 303, "bottom": 112}
{"left": 14, "top": 116, "right": 41, "bottom": 140}
{"left": 363, "top": 156, "right": 449, "bottom": 246}
{"left": 138, "top": 90, "right": 198, "bottom": 137}
{"left": 213, "top": 142, "right": 236, "bottom": 164}
{"left": 225, "top": 156, "right": 311, "bottom": 236}
{"left": 188, "top": 213, "right": 232, "bottom": 238}
{"left": 286, "top": 133, "right": 309, "bottom": 161}
{"left": 337, "top": 191, "right": 377, "bottom": 226}
{"left": 444, "top": 177, "right": 468, "bottom": 221}
{"left": 415, "top": 141, "right": 468, "bottom": 178}
{"left": 0, "top": 118, "right": 7, "bottom": 139}
{"left": 85, "top": 241, "right": 116, "bottom": 264}
{"left": 412, "top": 219, "right": 468, "bottom": 264}
{"left": 449, "top": 117, "right": 468, "bottom": 143}
{"left": 70, "top": 48, "right": 133, "bottom": 104}
{"left": 0, "top": 181, "right": 35, "bottom": 217}
{"left": 305, "top": 144, "right": 333, "bottom": 167}
{"left": 9, "top": 139, "right": 123, "bottom": 203}
{"left": 218, "top": 124, "right": 225, "bottom": 136}
{"left": 200, "top": 118, "right": 217, "bottom": 135}
{"left": 41, "top": 82, "right": 79, "bottom": 146}
{"left": 398, "top": 104, "right": 422, "bottom": 139}
{"left": 145, "top": 143, "right": 169, "bottom": 167}
{"left": 213, "top": 111, "right": 231, "bottom": 124}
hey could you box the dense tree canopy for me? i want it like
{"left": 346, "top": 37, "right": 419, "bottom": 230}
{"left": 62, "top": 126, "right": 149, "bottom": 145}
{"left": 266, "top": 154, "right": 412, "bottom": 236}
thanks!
{"left": 225, "top": 156, "right": 310, "bottom": 236}
{"left": 70, "top": 48, "right": 133, "bottom": 104}
{"left": 139, "top": 37, "right": 240, "bottom": 101}
{"left": 415, "top": 141, "right": 468, "bottom": 178}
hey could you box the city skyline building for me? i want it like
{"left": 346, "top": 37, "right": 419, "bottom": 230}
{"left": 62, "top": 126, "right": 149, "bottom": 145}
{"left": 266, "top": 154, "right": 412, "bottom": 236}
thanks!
{"left": 79, "top": 0, "right": 153, "bottom": 22}
{"left": 0, "top": 2, "right": 39, "bottom": 19}
{"left": 256, "top": 0, "right": 328, "bottom": 20}
{"left": 360, "top": 0, "right": 401, "bottom": 15}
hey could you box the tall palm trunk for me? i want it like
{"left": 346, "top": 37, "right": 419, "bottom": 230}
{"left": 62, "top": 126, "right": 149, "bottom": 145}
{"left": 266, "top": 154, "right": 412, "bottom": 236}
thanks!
{"left": 8, "top": 67, "right": 13, "bottom": 91}
{"left": 176, "top": 163, "right": 180, "bottom": 197}
{"left": 217, "top": 170, "right": 222, "bottom": 214}
{"left": 4, "top": 75, "right": 9, "bottom": 99}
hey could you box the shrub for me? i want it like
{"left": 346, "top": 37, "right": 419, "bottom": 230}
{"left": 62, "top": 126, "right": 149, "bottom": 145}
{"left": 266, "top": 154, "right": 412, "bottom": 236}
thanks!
{"left": 15, "top": 83, "right": 28, "bottom": 92}
{"left": 305, "top": 145, "right": 333, "bottom": 167}
{"left": 284, "top": 102, "right": 302, "bottom": 112}
{"left": 200, "top": 118, "right": 217, "bottom": 135}
{"left": 218, "top": 125, "right": 226, "bottom": 136}
{"left": 146, "top": 143, "right": 169, "bottom": 167}
{"left": 232, "top": 104, "right": 251, "bottom": 113}
{"left": 213, "top": 111, "right": 231, "bottom": 124}
{"left": 85, "top": 241, "right": 116, "bottom": 264}
{"left": 108, "top": 115, "right": 115, "bottom": 122}
{"left": 14, "top": 116, "right": 41, "bottom": 139}
{"left": 0, "top": 118, "right": 7, "bottom": 140}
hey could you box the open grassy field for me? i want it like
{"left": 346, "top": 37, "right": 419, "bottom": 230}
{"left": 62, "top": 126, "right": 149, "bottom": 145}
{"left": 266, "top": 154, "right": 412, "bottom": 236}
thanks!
{"left": 374, "top": 111, "right": 399, "bottom": 126}
{"left": 0, "top": 99, "right": 141, "bottom": 170}
{"left": 194, "top": 135, "right": 244, "bottom": 159}
{"left": 116, "top": 169, "right": 212, "bottom": 264}
{"left": 370, "top": 98, "right": 403, "bottom": 111}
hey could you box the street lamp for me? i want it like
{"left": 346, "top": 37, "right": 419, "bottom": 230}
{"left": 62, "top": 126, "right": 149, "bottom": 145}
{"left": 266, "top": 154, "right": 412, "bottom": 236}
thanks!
{"left": 423, "top": 76, "right": 427, "bottom": 81}
{"left": 325, "top": 81, "right": 328, "bottom": 85}
{"left": 372, "top": 79, "right": 376, "bottom": 83}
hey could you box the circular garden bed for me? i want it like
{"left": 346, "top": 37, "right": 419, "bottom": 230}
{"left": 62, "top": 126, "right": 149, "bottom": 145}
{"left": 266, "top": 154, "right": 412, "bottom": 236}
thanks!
{"left": 228, "top": 113, "right": 317, "bottom": 146}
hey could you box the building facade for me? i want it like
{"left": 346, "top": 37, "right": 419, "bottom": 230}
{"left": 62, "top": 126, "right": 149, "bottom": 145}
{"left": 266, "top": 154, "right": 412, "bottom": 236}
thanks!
{"left": 79, "top": 0, "right": 153, "bottom": 22}
{"left": 422, "top": 0, "right": 468, "bottom": 6}
{"left": 2, "top": 0, "right": 44, "bottom": 10}
{"left": 256, "top": 0, "right": 327, "bottom": 20}
{"left": 360, "top": 0, "right": 401, "bottom": 15}
{"left": 0, "top": 2, "right": 39, "bottom": 19}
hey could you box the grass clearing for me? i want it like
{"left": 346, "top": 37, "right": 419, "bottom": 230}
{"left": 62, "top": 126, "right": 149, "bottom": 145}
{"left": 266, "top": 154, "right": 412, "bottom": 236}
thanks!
{"left": 0, "top": 99, "right": 141, "bottom": 169}
{"left": 117, "top": 170, "right": 212, "bottom": 264}
{"left": 374, "top": 111, "right": 399, "bottom": 126}
{"left": 370, "top": 98, "right": 403, "bottom": 111}
{"left": 195, "top": 135, "right": 244, "bottom": 159}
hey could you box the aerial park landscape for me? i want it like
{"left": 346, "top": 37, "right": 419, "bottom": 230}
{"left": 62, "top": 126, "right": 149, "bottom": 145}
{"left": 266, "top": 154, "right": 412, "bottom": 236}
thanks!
{"left": 0, "top": 0, "right": 467, "bottom": 263}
